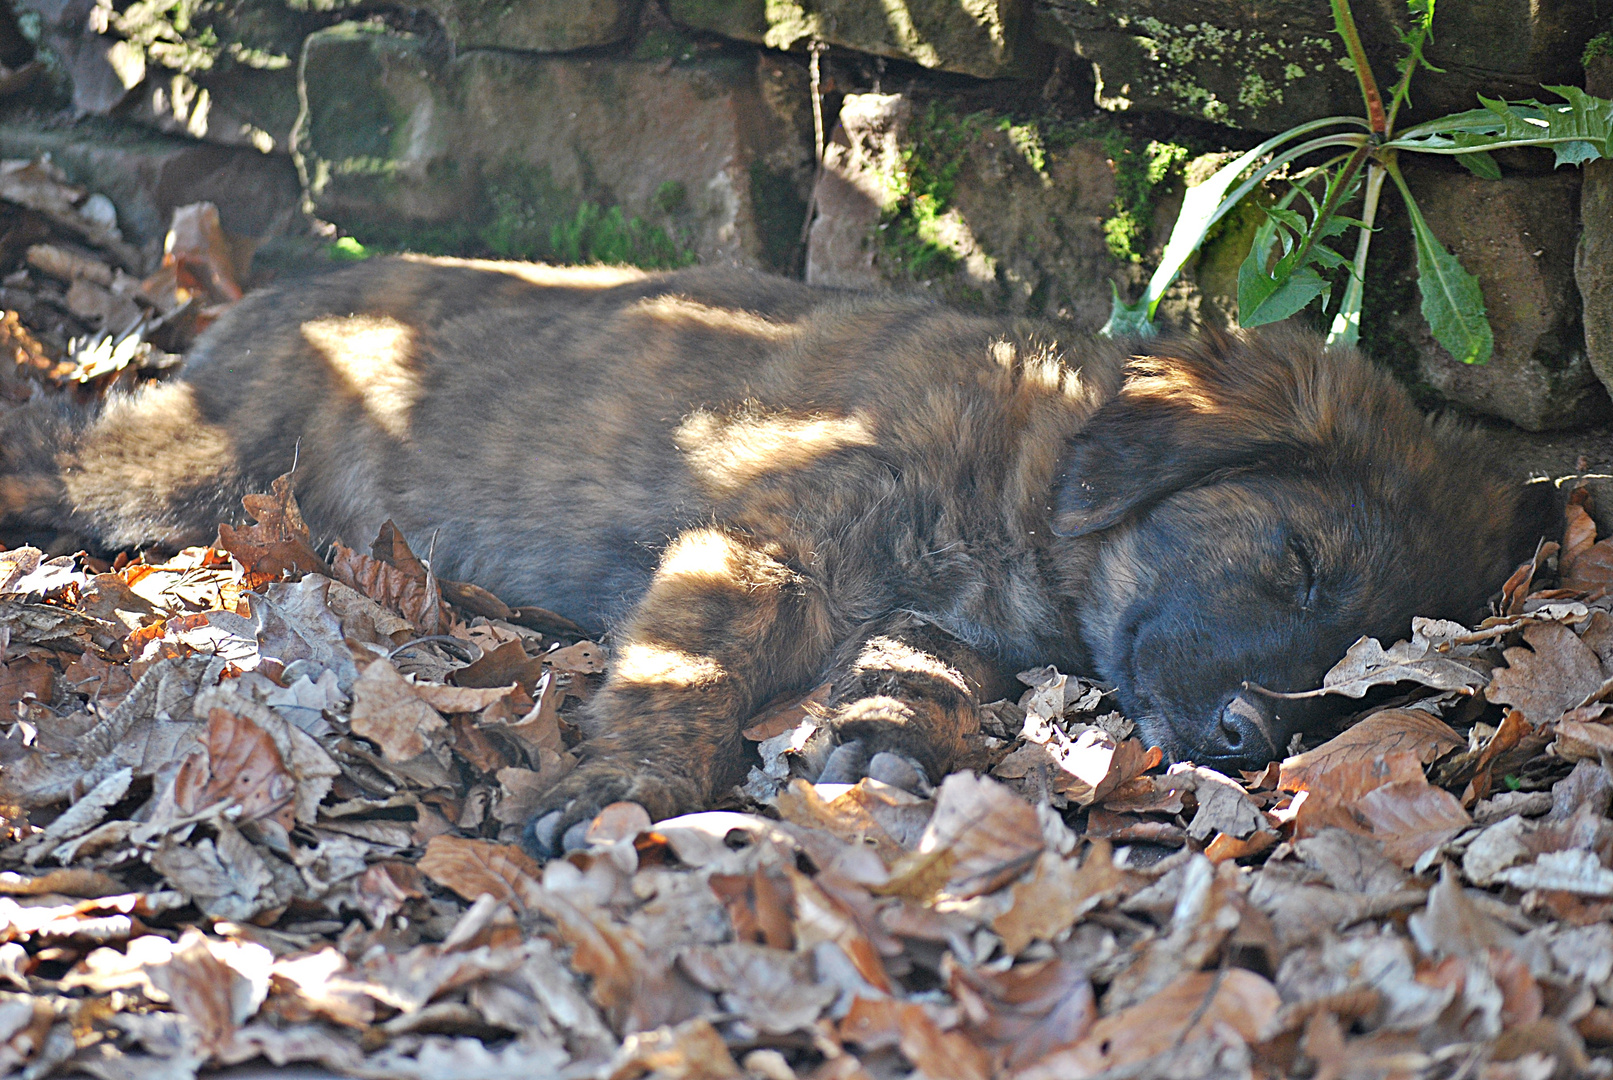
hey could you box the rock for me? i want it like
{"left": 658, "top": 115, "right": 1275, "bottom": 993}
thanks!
{"left": 17, "top": 0, "right": 327, "bottom": 150}
{"left": 420, "top": 0, "right": 640, "bottom": 52}
{"left": 295, "top": 25, "right": 815, "bottom": 271}
{"left": 1579, "top": 53, "right": 1613, "bottom": 406}
{"left": 1361, "top": 161, "right": 1605, "bottom": 431}
{"left": 124, "top": 67, "right": 301, "bottom": 153}
{"left": 805, "top": 93, "right": 910, "bottom": 290}
{"left": 17, "top": 0, "right": 142, "bottom": 114}
{"left": 0, "top": 121, "right": 302, "bottom": 249}
{"left": 667, "top": 0, "right": 1029, "bottom": 79}
{"left": 805, "top": 94, "right": 1178, "bottom": 331}
{"left": 1033, "top": 0, "right": 1607, "bottom": 131}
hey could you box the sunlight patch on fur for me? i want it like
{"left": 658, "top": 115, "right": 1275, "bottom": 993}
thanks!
{"left": 300, "top": 315, "right": 422, "bottom": 438}
{"left": 676, "top": 407, "right": 878, "bottom": 497}
{"left": 613, "top": 642, "right": 725, "bottom": 688}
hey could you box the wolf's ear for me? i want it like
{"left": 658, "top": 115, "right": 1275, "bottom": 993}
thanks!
{"left": 1050, "top": 328, "right": 1325, "bottom": 538}
{"left": 1049, "top": 399, "right": 1275, "bottom": 537}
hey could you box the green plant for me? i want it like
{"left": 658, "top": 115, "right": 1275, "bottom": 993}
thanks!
{"left": 1105, "top": 0, "right": 1613, "bottom": 366}
{"left": 549, "top": 203, "right": 696, "bottom": 270}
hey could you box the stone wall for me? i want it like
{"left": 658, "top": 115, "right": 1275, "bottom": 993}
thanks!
{"left": 3, "top": 0, "right": 1612, "bottom": 429}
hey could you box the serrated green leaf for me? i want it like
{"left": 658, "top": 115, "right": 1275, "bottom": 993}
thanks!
{"left": 1388, "top": 163, "right": 1493, "bottom": 364}
{"left": 1101, "top": 282, "right": 1156, "bottom": 339}
{"left": 1390, "top": 87, "right": 1611, "bottom": 161}
{"left": 1240, "top": 263, "right": 1332, "bottom": 327}
{"left": 1554, "top": 141, "right": 1601, "bottom": 167}
{"left": 1454, "top": 149, "right": 1500, "bottom": 178}
{"left": 1135, "top": 120, "right": 1370, "bottom": 322}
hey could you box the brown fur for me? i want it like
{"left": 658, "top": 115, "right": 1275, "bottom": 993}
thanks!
{"left": 0, "top": 256, "right": 1550, "bottom": 854}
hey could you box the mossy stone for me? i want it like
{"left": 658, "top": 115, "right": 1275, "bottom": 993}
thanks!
{"left": 667, "top": 0, "right": 1029, "bottom": 79}
{"left": 419, "top": 0, "right": 641, "bottom": 54}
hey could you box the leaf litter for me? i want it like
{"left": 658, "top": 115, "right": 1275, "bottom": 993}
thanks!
{"left": 3, "top": 463, "right": 1613, "bottom": 1079}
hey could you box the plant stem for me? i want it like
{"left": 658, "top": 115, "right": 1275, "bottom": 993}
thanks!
{"left": 1287, "top": 140, "right": 1371, "bottom": 276}
{"left": 1327, "top": 161, "right": 1386, "bottom": 346}
{"left": 1331, "top": 0, "right": 1387, "bottom": 135}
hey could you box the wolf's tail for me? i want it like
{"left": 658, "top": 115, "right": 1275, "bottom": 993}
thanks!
{"left": 0, "top": 382, "right": 247, "bottom": 552}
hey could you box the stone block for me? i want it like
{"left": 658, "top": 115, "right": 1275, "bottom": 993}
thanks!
{"left": 0, "top": 121, "right": 303, "bottom": 248}
{"left": 124, "top": 66, "right": 301, "bottom": 152}
{"left": 805, "top": 93, "right": 909, "bottom": 290}
{"left": 1034, "top": 0, "right": 1610, "bottom": 131}
{"left": 1362, "top": 161, "right": 1605, "bottom": 431}
{"left": 17, "top": 0, "right": 324, "bottom": 150}
{"left": 805, "top": 94, "right": 1172, "bottom": 331}
{"left": 667, "top": 0, "right": 1028, "bottom": 79}
{"left": 1578, "top": 53, "right": 1613, "bottom": 406}
{"left": 419, "top": 0, "right": 640, "bottom": 53}
{"left": 295, "top": 25, "right": 815, "bottom": 271}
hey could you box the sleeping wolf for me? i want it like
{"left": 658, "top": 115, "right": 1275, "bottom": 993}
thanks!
{"left": 0, "top": 257, "right": 1549, "bottom": 855}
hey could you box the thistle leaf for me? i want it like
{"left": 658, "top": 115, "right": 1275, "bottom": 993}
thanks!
{"left": 1390, "top": 169, "right": 1493, "bottom": 365}
{"left": 1102, "top": 283, "right": 1156, "bottom": 339}
{"left": 1390, "top": 87, "right": 1612, "bottom": 162}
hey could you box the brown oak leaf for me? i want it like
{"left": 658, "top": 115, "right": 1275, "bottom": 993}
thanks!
{"left": 1487, "top": 621, "right": 1610, "bottom": 724}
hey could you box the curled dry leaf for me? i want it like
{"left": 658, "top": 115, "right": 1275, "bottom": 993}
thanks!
{"left": 1561, "top": 487, "right": 1613, "bottom": 598}
{"left": 877, "top": 772, "right": 1041, "bottom": 901}
{"left": 330, "top": 523, "right": 447, "bottom": 637}
{"left": 216, "top": 474, "right": 331, "bottom": 586}
{"left": 1316, "top": 635, "right": 1490, "bottom": 698}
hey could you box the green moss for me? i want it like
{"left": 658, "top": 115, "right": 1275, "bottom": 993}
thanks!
{"left": 327, "top": 236, "right": 369, "bottom": 260}
{"left": 1096, "top": 134, "right": 1188, "bottom": 262}
{"left": 478, "top": 162, "right": 578, "bottom": 259}
{"left": 653, "top": 181, "right": 688, "bottom": 215}
{"left": 551, "top": 203, "right": 696, "bottom": 268}
{"left": 1586, "top": 29, "right": 1613, "bottom": 66}
{"left": 874, "top": 104, "right": 1190, "bottom": 278}
{"left": 480, "top": 162, "right": 695, "bottom": 269}
{"left": 877, "top": 102, "right": 978, "bottom": 279}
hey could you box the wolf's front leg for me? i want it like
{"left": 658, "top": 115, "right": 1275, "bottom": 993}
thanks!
{"left": 524, "top": 527, "right": 839, "bottom": 857}
{"left": 814, "top": 614, "right": 1011, "bottom": 791}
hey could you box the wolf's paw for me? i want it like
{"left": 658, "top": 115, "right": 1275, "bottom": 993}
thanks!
{"left": 814, "top": 739, "right": 934, "bottom": 797}
{"left": 520, "top": 763, "right": 697, "bottom": 860}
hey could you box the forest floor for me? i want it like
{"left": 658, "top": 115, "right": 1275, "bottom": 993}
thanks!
{"left": 6, "top": 168, "right": 1613, "bottom": 1080}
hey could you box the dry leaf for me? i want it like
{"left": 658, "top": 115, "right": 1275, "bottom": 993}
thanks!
{"left": 418, "top": 835, "right": 544, "bottom": 914}
{"left": 1487, "top": 621, "right": 1610, "bottom": 724}
{"left": 1279, "top": 709, "right": 1462, "bottom": 793}
{"left": 331, "top": 524, "right": 447, "bottom": 637}
{"left": 348, "top": 659, "right": 447, "bottom": 762}
{"left": 678, "top": 943, "right": 836, "bottom": 1033}
{"left": 216, "top": 475, "right": 331, "bottom": 586}
{"left": 1018, "top": 969, "right": 1280, "bottom": 1079}
{"left": 878, "top": 773, "right": 1041, "bottom": 901}
{"left": 1317, "top": 635, "right": 1490, "bottom": 698}
{"left": 946, "top": 955, "right": 1094, "bottom": 1071}
{"left": 174, "top": 707, "right": 296, "bottom": 832}
{"left": 1352, "top": 780, "right": 1472, "bottom": 867}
